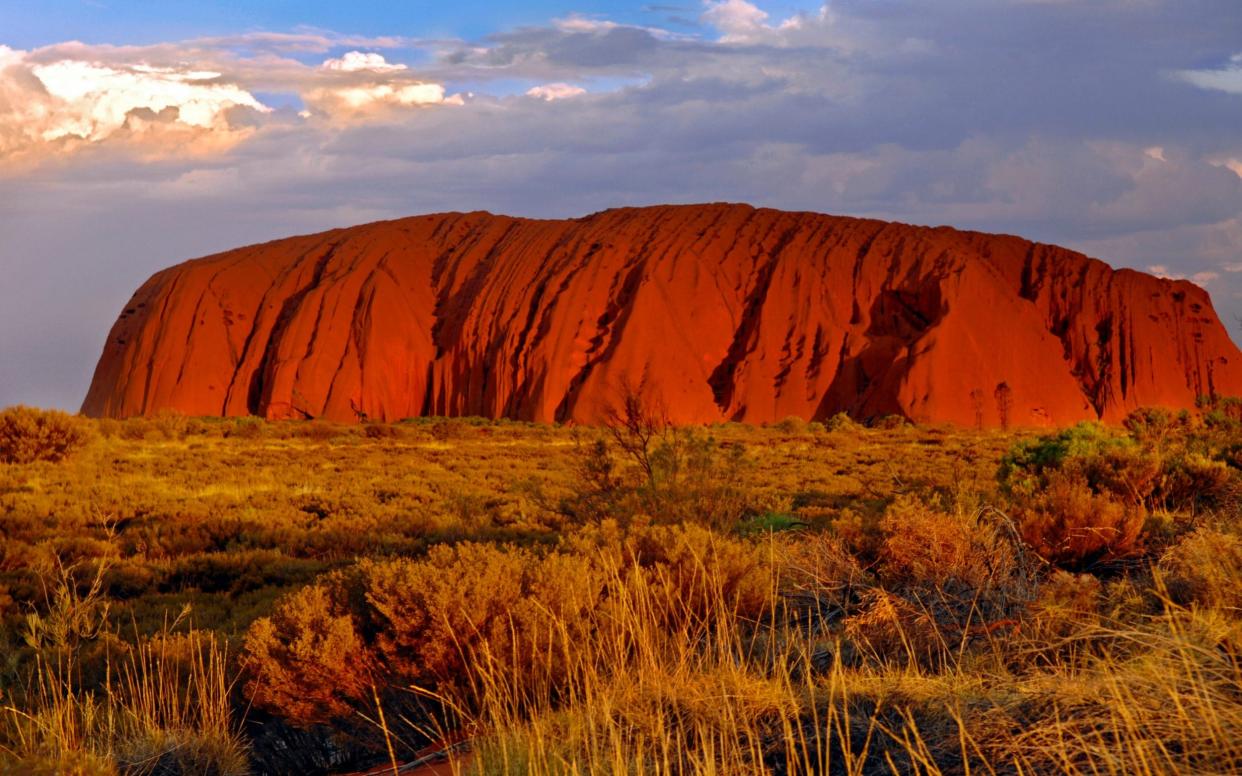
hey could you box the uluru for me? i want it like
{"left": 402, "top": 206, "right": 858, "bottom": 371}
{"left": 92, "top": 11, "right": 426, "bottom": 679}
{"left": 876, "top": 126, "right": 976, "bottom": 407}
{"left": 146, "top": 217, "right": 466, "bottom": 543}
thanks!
{"left": 81, "top": 203, "right": 1242, "bottom": 427}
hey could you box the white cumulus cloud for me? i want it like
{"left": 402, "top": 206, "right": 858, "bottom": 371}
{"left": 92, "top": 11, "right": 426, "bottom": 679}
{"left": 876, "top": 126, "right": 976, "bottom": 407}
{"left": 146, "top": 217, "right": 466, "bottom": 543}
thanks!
{"left": 702, "top": 0, "right": 828, "bottom": 44}
{"left": 0, "top": 44, "right": 23, "bottom": 70}
{"left": 526, "top": 83, "right": 587, "bottom": 101}
{"left": 307, "top": 81, "right": 449, "bottom": 111}
{"left": 306, "top": 50, "right": 459, "bottom": 118}
{"left": 704, "top": 0, "right": 773, "bottom": 42}
{"left": 321, "top": 51, "right": 407, "bottom": 73}
{"left": 31, "top": 59, "right": 267, "bottom": 141}
{"left": 0, "top": 48, "right": 268, "bottom": 158}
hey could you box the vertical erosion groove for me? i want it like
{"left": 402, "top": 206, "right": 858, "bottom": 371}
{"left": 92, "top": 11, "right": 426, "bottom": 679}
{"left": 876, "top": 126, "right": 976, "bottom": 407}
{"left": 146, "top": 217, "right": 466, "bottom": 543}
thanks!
{"left": 83, "top": 205, "right": 1242, "bottom": 426}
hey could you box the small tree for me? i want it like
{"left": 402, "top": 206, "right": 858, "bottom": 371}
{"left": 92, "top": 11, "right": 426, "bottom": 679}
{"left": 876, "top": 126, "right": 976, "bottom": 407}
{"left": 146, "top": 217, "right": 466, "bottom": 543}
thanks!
{"left": 595, "top": 377, "right": 750, "bottom": 528}
{"left": 969, "top": 388, "right": 985, "bottom": 430}
{"left": 993, "top": 382, "right": 1014, "bottom": 430}
{"left": 569, "top": 434, "right": 624, "bottom": 522}
{"left": 603, "top": 376, "right": 670, "bottom": 492}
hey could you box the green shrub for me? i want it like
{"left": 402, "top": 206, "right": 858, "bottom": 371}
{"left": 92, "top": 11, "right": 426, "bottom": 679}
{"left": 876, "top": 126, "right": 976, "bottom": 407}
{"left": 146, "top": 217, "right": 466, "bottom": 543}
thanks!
{"left": 1199, "top": 395, "right": 1242, "bottom": 422}
{"left": 644, "top": 431, "right": 750, "bottom": 528}
{"left": 737, "top": 511, "right": 804, "bottom": 536}
{"left": 1001, "top": 422, "right": 1164, "bottom": 509}
{"left": 1122, "top": 407, "right": 1190, "bottom": 445}
{"left": 0, "top": 406, "right": 93, "bottom": 464}
{"left": 1159, "top": 453, "right": 1236, "bottom": 512}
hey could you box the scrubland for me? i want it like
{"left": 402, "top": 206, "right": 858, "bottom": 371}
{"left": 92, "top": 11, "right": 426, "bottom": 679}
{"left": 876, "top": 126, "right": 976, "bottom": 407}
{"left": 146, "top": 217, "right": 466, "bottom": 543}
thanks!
{"left": 0, "top": 401, "right": 1240, "bottom": 775}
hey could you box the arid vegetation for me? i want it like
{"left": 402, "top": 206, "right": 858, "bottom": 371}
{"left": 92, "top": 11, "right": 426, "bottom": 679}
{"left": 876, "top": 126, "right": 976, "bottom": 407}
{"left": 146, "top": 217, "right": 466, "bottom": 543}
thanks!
{"left": 0, "top": 402, "right": 1239, "bottom": 775}
{"left": 0, "top": 406, "right": 93, "bottom": 465}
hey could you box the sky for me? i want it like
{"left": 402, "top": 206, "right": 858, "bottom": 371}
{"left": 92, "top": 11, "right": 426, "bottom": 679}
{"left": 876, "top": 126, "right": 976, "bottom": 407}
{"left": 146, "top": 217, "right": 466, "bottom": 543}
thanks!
{"left": 2, "top": 0, "right": 1242, "bottom": 411}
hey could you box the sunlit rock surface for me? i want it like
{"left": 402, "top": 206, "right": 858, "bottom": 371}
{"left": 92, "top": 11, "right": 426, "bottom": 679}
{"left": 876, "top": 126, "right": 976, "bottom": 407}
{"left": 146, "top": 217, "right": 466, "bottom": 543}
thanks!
{"left": 83, "top": 204, "right": 1242, "bottom": 426}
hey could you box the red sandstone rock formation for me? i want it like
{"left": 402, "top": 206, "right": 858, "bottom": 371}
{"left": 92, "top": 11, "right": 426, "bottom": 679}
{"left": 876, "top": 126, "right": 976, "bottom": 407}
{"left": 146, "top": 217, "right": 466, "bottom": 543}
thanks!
{"left": 82, "top": 204, "right": 1242, "bottom": 427}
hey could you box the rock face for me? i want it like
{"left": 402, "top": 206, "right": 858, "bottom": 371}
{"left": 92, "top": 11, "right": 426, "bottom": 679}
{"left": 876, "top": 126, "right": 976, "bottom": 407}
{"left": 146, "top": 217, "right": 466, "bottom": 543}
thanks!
{"left": 83, "top": 204, "right": 1242, "bottom": 427}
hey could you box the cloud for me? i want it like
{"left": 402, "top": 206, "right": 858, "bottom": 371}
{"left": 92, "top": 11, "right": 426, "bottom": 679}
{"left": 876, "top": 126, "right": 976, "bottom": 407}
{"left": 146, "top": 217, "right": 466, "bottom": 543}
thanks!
{"left": 4, "top": 0, "right": 1242, "bottom": 409}
{"left": 0, "top": 47, "right": 268, "bottom": 159}
{"left": 1176, "top": 53, "right": 1242, "bottom": 95}
{"left": 31, "top": 60, "right": 267, "bottom": 140}
{"left": 303, "top": 81, "right": 454, "bottom": 114}
{"left": 526, "top": 82, "right": 587, "bottom": 101}
{"left": 703, "top": 0, "right": 773, "bottom": 41}
{"left": 1144, "top": 266, "right": 1220, "bottom": 288}
{"left": 0, "top": 42, "right": 470, "bottom": 159}
{"left": 701, "top": 0, "right": 828, "bottom": 44}
{"left": 551, "top": 14, "right": 684, "bottom": 40}
{"left": 554, "top": 16, "right": 625, "bottom": 34}
{"left": 1218, "top": 158, "right": 1242, "bottom": 179}
{"left": 321, "top": 51, "right": 408, "bottom": 73}
{"left": 306, "top": 52, "right": 457, "bottom": 116}
{"left": 190, "top": 31, "right": 422, "bottom": 54}
{"left": 0, "top": 44, "right": 21, "bottom": 70}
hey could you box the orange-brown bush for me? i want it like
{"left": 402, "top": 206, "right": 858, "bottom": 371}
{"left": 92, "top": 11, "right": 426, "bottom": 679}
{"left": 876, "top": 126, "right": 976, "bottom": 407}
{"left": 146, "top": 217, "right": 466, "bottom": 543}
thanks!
{"left": 150, "top": 409, "right": 191, "bottom": 440}
{"left": 878, "top": 497, "right": 1018, "bottom": 590}
{"left": 776, "top": 529, "right": 870, "bottom": 621}
{"left": 242, "top": 581, "right": 376, "bottom": 723}
{"left": 242, "top": 527, "right": 778, "bottom": 731}
{"left": 618, "top": 523, "right": 775, "bottom": 622}
{"left": 1160, "top": 527, "right": 1242, "bottom": 611}
{"left": 363, "top": 544, "right": 603, "bottom": 694}
{"left": 363, "top": 422, "right": 398, "bottom": 439}
{"left": 843, "top": 588, "right": 944, "bottom": 664}
{"left": 1025, "top": 569, "right": 1103, "bottom": 640}
{"left": 0, "top": 406, "right": 93, "bottom": 464}
{"left": 243, "top": 544, "right": 608, "bottom": 726}
{"left": 1011, "top": 471, "right": 1144, "bottom": 570}
{"left": 841, "top": 499, "right": 1035, "bottom": 667}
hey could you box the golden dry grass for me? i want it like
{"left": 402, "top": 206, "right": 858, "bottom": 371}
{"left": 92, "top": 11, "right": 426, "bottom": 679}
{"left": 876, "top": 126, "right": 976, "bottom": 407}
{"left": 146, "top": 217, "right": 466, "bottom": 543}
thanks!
{"left": 0, "top": 408, "right": 1238, "bottom": 775}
